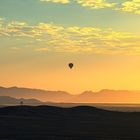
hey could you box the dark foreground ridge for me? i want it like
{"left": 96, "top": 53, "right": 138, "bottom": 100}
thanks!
{"left": 0, "top": 105, "right": 140, "bottom": 140}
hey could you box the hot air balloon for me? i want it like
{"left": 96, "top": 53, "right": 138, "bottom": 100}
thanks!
{"left": 68, "top": 63, "right": 74, "bottom": 69}
{"left": 20, "top": 101, "right": 23, "bottom": 106}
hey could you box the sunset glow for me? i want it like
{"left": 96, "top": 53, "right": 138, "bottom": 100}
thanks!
{"left": 0, "top": 0, "right": 140, "bottom": 94}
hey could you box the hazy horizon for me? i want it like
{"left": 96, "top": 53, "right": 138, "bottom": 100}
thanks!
{"left": 2, "top": 85, "right": 140, "bottom": 95}
{"left": 1, "top": 86, "right": 140, "bottom": 104}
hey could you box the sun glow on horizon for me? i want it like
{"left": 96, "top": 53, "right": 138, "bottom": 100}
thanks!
{"left": 0, "top": 0, "right": 140, "bottom": 99}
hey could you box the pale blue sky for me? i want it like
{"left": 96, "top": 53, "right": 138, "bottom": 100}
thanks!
{"left": 0, "top": 0, "right": 140, "bottom": 32}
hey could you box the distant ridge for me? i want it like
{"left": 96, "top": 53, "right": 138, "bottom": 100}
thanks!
{"left": 0, "top": 86, "right": 72, "bottom": 102}
{"left": 1, "top": 86, "right": 140, "bottom": 103}
{"left": 0, "top": 96, "right": 42, "bottom": 105}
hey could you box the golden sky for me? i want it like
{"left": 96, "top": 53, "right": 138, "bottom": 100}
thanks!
{"left": 0, "top": 0, "right": 140, "bottom": 94}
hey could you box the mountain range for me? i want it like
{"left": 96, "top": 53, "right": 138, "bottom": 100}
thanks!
{"left": 0, "top": 96, "right": 42, "bottom": 106}
{"left": 0, "top": 86, "right": 140, "bottom": 103}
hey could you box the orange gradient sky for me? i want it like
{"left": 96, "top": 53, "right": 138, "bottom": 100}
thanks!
{"left": 0, "top": 0, "right": 140, "bottom": 94}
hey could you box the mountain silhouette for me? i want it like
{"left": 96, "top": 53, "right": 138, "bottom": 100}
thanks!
{"left": 1, "top": 86, "right": 140, "bottom": 103}
{"left": 0, "top": 86, "right": 72, "bottom": 102}
{"left": 0, "top": 96, "right": 42, "bottom": 105}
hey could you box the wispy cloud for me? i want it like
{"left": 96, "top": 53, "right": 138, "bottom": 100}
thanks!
{"left": 40, "top": 0, "right": 70, "bottom": 4}
{"left": 117, "top": 0, "right": 140, "bottom": 15}
{"left": 40, "top": 0, "right": 116, "bottom": 9}
{"left": 0, "top": 17, "right": 5, "bottom": 28}
{"left": 40, "top": 0, "right": 140, "bottom": 15}
{"left": 76, "top": 0, "right": 116, "bottom": 9}
{"left": 0, "top": 18, "right": 140, "bottom": 55}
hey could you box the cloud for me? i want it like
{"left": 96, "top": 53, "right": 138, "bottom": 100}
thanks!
{"left": 0, "top": 19, "right": 140, "bottom": 55}
{"left": 77, "top": 0, "right": 140, "bottom": 14}
{"left": 0, "top": 17, "right": 5, "bottom": 21}
{"left": 40, "top": 0, "right": 70, "bottom": 4}
{"left": 117, "top": 0, "right": 140, "bottom": 15}
{"left": 0, "top": 17, "right": 5, "bottom": 27}
{"left": 40, "top": 0, "right": 116, "bottom": 9}
{"left": 35, "top": 47, "right": 50, "bottom": 52}
{"left": 76, "top": 0, "right": 116, "bottom": 9}
{"left": 39, "top": 0, "right": 140, "bottom": 15}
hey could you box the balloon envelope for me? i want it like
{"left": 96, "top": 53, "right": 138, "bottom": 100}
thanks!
{"left": 68, "top": 63, "right": 74, "bottom": 69}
